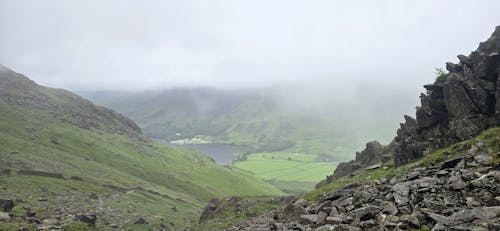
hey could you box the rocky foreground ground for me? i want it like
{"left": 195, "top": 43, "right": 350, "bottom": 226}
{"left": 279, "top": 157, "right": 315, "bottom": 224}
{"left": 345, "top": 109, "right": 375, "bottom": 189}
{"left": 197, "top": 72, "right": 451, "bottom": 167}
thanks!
{"left": 227, "top": 146, "right": 499, "bottom": 231}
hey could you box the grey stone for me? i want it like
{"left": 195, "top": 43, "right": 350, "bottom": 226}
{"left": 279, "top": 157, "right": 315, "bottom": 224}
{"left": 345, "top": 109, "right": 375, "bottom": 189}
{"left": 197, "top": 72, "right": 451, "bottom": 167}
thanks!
{"left": 329, "top": 206, "right": 339, "bottom": 216}
{"left": 316, "top": 211, "right": 327, "bottom": 225}
{"left": 310, "top": 200, "right": 330, "bottom": 214}
{"left": 467, "top": 146, "right": 479, "bottom": 155}
{"left": 299, "top": 214, "right": 318, "bottom": 224}
{"left": 402, "top": 211, "right": 424, "bottom": 228}
{"left": 332, "top": 224, "right": 362, "bottom": 231}
{"left": 349, "top": 205, "right": 381, "bottom": 221}
{"left": 326, "top": 216, "right": 344, "bottom": 224}
{"left": 474, "top": 155, "right": 493, "bottom": 165}
{"left": 447, "top": 174, "right": 466, "bottom": 190}
{"left": 436, "top": 170, "right": 449, "bottom": 177}
{"left": 392, "top": 182, "right": 411, "bottom": 205}
{"left": 293, "top": 198, "right": 306, "bottom": 208}
{"left": 365, "top": 163, "right": 381, "bottom": 170}
{"left": 0, "top": 212, "right": 10, "bottom": 221}
{"left": 466, "top": 197, "right": 481, "bottom": 207}
{"left": 382, "top": 202, "right": 398, "bottom": 215}
{"left": 315, "top": 224, "right": 334, "bottom": 231}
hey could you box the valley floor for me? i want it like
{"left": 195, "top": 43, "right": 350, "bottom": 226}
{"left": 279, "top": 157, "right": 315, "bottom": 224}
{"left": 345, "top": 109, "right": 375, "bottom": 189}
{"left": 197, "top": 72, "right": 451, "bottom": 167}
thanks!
{"left": 232, "top": 152, "right": 337, "bottom": 194}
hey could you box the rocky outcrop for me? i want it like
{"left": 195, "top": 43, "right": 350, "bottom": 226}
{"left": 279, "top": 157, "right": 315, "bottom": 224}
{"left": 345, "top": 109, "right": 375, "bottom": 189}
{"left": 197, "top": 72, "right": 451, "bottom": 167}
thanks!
{"left": 394, "top": 26, "right": 500, "bottom": 166}
{"left": 323, "top": 26, "right": 500, "bottom": 183}
{"left": 321, "top": 141, "right": 389, "bottom": 184}
{"left": 227, "top": 149, "right": 500, "bottom": 230}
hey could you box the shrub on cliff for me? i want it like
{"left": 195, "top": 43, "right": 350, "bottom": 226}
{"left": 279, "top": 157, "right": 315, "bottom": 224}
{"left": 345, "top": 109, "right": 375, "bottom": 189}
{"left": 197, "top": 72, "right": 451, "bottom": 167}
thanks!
{"left": 435, "top": 68, "right": 448, "bottom": 82}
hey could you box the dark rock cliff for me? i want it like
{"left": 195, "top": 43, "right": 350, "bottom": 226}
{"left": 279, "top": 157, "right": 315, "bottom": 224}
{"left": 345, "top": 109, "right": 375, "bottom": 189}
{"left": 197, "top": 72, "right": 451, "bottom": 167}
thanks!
{"left": 394, "top": 25, "right": 500, "bottom": 166}
{"left": 323, "top": 26, "right": 500, "bottom": 184}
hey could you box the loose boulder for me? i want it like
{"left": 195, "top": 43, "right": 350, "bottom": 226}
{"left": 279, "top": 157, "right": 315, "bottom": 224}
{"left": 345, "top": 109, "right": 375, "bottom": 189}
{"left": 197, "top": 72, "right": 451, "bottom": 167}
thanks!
{"left": 75, "top": 214, "right": 97, "bottom": 227}
{"left": 133, "top": 217, "right": 148, "bottom": 224}
{"left": 0, "top": 212, "right": 10, "bottom": 221}
{"left": 0, "top": 199, "right": 14, "bottom": 212}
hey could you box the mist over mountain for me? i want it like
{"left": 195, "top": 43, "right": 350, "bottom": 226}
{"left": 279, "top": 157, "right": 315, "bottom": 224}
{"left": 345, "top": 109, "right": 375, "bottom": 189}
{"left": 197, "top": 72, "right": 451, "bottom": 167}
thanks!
{"left": 82, "top": 85, "right": 416, "bottom": 160}
{"left": 2, "top": 1, "right": 500, "bottom": 93}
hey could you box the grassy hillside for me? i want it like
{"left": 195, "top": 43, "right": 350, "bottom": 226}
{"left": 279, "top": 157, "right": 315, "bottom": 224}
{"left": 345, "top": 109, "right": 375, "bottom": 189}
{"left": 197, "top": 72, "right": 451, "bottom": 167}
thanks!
{"left": 0, "top": 66, "right": 283, "bottom": 230}
{"left": 82, "top": 87, "right": 414, "bottom": 161}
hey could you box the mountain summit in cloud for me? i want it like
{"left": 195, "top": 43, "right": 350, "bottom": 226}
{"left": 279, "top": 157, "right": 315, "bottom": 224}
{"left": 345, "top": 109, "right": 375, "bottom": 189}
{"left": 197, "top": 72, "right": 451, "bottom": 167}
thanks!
{"left": 1, "top": 1, "right": 500, "bottom": 93}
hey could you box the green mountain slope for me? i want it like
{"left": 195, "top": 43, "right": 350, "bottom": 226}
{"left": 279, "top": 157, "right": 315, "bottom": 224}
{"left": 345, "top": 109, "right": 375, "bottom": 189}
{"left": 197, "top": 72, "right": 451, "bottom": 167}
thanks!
{"left": 0, "top": 66, "right": 282, "bottom": 230}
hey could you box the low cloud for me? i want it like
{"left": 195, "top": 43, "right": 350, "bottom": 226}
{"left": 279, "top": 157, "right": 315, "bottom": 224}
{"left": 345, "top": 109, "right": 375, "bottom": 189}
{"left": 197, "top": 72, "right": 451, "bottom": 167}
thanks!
{"left": 0, "top": 0, "right": 499, "bottom": 97}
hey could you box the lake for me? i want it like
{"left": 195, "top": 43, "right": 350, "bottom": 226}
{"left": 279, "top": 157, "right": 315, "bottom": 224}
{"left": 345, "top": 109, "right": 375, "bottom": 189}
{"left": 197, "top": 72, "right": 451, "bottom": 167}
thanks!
{"left": 171, "top": 143, "right": 252, "bottom": 165}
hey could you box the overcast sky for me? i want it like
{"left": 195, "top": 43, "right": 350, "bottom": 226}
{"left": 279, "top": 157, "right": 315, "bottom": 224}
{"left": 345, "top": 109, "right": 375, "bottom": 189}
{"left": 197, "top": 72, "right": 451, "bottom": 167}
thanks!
{"left": 1, "top": 0, "right": 499, "bottom": 93}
